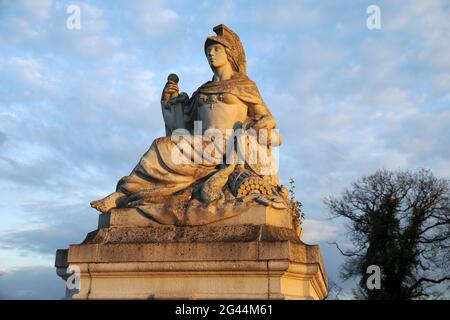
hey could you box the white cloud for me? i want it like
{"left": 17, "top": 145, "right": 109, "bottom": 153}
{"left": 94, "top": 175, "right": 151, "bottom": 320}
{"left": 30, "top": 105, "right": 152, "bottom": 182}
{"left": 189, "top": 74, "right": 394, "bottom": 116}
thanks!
{"left": 72, "top": 35, "right": 122, "bottom": 58}
{"left": 0, "top": 57, "right": 50, "bottom": 90}
{"left": 16, "top": 0, "right": 53, "bottom": 21}
{"left": 0, "top": 266, "right": 64, "bottom": 299}
{"left": 133, "top": 0, "right": 179, "bottom": 37}
{"left": 301, "top": 219, "right": 339, "bottom": 243}
{"left": 249, "top": 1, "right": 321, "bottom": 29}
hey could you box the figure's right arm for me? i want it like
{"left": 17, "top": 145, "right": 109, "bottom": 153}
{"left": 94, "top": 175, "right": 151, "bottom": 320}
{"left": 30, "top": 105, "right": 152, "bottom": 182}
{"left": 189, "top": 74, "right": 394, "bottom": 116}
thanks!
{"left": 160, "top": 80, "right": 179, "bottom": 136}
{"left": 161, "top": 77, "right": 192, "bottom": 135}
{"left": 161, "top": 79, "right": 179, "bottom": 105}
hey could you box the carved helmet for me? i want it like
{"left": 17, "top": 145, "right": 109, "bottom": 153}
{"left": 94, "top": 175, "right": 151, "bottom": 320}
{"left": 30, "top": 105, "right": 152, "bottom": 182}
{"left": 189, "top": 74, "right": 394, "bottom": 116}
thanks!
{"left": 204, "top": 24, "right": 247, "bottom": 74}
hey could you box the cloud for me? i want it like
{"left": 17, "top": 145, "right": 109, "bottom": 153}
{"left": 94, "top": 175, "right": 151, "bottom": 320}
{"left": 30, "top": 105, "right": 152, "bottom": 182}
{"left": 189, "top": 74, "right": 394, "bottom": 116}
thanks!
{"left": 0, "top": 1, "right": 126, "bottom": 63}
{"left": 0, "top": 52, "right": 162, "bottom": 192}
{"left": 302, "top": 219, "right": 339, "bottom": 243}
{"left": 2, "top": 0, "right": 54, "bottom": 21}
{"left": 247, "top": 0, "right": 321, "bottom": 30}
{"left": 0, "top": 57, "right": 58, "bottom": 97}
{"left": 384, "top": 109, "right": 450, "bottom": 175}
{"left": 0, "top": 200, "right": 97, "bottom": 255}
{"left": 0, "top": 266, "right": 64, "bottom": 299}
{"left": 0, "top": 132, "right": 6, "bottom": 146}
{"left": 132, "top": 0, "right": 179, "bottom": 37}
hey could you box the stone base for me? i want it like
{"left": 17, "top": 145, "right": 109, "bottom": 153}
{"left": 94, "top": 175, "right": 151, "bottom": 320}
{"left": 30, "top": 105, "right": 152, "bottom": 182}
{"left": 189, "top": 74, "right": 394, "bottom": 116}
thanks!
{"left": 98, "top": 204, "right": 296, "bottom": 230}
{"left": 55, "top": 205, "right": 328, "bottom": 300}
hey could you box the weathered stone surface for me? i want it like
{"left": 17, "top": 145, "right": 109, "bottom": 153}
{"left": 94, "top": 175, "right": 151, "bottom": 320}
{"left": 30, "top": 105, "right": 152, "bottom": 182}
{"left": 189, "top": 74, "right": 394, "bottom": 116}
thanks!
{"left": 84, "top": 225, "right": 299, "bottom": 244}
{"left": 97, "top": 204, "right": 295, "bottom": 231}
{"left": 59, "top": 235, "right": 327, "bottom": 300}
{"left": 68, "top": 260, "right": 326, "bottom": 300}
{"left": 56, "top": 205, "right": 327, "bottom": 300}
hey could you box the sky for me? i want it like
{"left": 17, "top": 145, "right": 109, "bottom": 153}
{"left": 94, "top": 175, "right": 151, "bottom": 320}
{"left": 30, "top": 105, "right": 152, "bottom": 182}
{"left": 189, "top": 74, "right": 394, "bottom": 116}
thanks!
{"left": 0, "top": 0, "right": 449, "bottom": 299}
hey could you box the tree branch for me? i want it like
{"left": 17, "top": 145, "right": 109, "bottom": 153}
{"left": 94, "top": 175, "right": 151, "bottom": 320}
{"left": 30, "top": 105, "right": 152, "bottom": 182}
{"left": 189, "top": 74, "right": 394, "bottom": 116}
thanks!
{"left": 407, "top": 276, "right": 450, "bottom": 295}
{"left": 328, "top": 241, "right": 364, "bottom": 257}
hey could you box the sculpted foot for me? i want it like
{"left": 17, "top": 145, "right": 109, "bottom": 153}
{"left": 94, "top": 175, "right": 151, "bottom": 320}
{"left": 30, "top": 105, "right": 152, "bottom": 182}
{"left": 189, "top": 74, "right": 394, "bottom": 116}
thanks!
{"left": 90, "top": 192, "right": 126, "bottom": 213}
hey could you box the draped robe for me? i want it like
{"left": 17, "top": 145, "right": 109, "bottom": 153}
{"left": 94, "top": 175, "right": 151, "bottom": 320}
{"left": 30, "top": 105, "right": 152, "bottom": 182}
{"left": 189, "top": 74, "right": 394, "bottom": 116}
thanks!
{"left": 114, "top": 74, "right": 279, "bottom": 225}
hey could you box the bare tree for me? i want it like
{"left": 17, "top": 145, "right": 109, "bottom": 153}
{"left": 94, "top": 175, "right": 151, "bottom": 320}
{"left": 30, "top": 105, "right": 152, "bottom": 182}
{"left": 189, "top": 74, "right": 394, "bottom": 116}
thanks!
{"left": 325, "top": 169, "right": 450, "bottom": 300}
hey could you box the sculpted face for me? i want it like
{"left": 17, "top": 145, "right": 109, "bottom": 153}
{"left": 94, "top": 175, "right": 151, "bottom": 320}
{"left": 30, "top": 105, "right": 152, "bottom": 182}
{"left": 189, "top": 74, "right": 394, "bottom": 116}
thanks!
{"left": 206, "top": 43, "right": 229, "bottom": 69}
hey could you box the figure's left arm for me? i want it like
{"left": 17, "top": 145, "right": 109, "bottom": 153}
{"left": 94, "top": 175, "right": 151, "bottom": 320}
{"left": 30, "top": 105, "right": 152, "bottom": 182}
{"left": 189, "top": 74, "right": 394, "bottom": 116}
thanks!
{"left": 249, "top": 103, "right": 273, "bottom": 128}
{"left": 248, "top": 103, "right": 282, "bottom": 146}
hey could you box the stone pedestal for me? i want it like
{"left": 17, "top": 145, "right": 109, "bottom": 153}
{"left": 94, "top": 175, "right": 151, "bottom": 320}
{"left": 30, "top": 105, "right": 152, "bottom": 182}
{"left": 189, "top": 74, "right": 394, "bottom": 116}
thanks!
{"left": 55, "top": 205, "right": 328, "bottom": 300}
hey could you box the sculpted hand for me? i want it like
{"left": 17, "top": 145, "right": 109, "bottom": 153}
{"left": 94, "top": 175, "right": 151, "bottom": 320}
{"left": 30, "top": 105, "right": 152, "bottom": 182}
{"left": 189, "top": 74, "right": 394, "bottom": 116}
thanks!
{"left": 252, "top": 115, "right": 276, "bottom": 131}
{"left": 249, "top": 115, "right": 282, "bottom": 146}
{"left": 161, "top": 74, "right": 180, "bottom": 103}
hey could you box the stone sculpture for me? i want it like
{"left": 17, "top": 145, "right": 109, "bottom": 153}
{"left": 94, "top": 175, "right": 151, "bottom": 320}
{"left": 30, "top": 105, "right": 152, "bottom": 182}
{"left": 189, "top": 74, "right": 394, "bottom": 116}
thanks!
{"left": 55, "top": 24, "right": 327, "bottom": 300}
{"left": 89, "top": 24, "right": 299, "bottom": 231}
